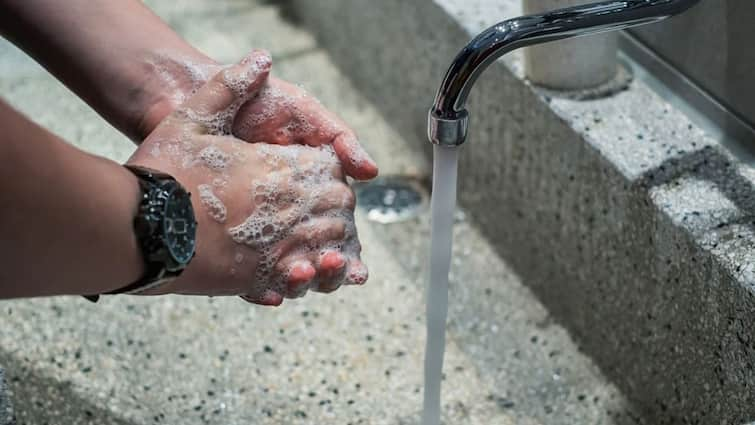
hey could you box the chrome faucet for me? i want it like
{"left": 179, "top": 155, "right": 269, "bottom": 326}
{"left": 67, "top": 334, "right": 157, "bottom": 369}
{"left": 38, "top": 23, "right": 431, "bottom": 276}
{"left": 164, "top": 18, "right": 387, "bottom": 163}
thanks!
{"left": 428, "top": 0, "right": 702, "bottom": 147}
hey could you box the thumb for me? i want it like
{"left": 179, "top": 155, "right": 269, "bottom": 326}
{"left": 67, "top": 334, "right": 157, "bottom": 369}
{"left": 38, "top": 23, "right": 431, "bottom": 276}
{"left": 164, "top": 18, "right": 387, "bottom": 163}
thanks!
{"left": 179, "top": 49, "right": 272, "bottom": 133}
{"left": 333, "top": 132, "right": 379, "bottom": 180}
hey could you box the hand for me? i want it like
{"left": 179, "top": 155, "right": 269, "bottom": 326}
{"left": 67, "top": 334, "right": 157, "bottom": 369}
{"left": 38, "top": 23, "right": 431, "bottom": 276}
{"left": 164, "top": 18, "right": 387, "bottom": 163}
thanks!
{"left": 138, "top": 53, "right": 378, "bottom": 181}
{"left": 128, "top": 50, "right": 368, "bottom": 306}
{"left": 231, "top": 76, "right": 378, "bottom": 180}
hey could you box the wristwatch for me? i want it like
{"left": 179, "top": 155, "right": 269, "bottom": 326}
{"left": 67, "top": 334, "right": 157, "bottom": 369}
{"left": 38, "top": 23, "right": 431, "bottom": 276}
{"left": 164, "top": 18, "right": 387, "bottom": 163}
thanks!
{"left": 84, "top": 165, "right": 198, "bottom": 302}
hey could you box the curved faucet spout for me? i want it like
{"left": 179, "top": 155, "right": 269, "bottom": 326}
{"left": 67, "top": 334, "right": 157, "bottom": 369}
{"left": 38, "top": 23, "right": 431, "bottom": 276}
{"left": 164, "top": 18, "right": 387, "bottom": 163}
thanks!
{"left": 428, "top": 0, "right": 702, "bottom": 146}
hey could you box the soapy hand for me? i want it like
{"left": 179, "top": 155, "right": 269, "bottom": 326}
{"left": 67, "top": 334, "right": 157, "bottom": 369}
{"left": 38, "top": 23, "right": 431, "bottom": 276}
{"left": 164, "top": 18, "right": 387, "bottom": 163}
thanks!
{"left": 129, "top": 50, "right": 368, "bottom": 306}
{"left": 139, "top": 54, "right": 378, "bottom": 181}
{"left": 231, "top": 76, "right": 378, "bottom": 181}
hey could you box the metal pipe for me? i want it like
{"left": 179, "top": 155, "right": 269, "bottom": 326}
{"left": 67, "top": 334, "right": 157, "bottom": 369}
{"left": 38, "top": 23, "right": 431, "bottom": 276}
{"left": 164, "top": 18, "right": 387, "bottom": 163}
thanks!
{"left": 428, "top": 0, "right": 703, "bottom": 147}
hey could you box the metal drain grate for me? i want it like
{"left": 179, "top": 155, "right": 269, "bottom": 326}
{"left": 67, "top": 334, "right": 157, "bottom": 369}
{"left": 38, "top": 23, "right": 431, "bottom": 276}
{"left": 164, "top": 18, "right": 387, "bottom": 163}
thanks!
{"left": 355, "top": 177, "right": 427, "bottom": 223}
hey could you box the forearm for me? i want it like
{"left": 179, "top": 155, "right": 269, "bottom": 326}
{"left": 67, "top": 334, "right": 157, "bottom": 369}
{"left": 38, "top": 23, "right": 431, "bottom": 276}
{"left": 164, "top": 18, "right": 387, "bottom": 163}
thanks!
{"left": 0, "top": 99, "right": 145, "bottom": 298}
{"left": 0, "top": 0, "right": 217, "bottom": 141}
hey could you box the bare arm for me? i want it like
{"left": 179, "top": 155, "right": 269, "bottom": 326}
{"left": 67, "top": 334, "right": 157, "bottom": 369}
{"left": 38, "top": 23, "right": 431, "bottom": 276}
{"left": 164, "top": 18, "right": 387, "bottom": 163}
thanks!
{"left": 0, "top": 0, "right": 379, "bottom": 180}
{"left": 0, "top": 0, "right": 212, "bottom": 142}
{"left": 0, "top": 53, "right": 368, "bottom": 304}
{"left": 0, "top": 99, "right": 145, "bottom": 298}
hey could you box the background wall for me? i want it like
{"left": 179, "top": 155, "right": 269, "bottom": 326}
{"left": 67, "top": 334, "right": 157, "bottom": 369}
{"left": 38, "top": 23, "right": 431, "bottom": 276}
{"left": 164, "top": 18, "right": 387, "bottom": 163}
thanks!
{"left": 632, "top": 0, "right": 755, "bottom": 128}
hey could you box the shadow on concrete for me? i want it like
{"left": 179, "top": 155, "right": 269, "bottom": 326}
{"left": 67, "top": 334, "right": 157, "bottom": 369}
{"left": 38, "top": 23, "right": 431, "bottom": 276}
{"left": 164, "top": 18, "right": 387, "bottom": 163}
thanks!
{"left": 0, "top": 356, "right": 132, "bottom": 425}
{"left": 638, "top": 145, "right": 755, "bottom": 228}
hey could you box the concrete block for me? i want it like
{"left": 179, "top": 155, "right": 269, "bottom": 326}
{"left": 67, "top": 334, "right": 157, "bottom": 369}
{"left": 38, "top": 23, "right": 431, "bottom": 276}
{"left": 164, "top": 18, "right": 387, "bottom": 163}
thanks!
{"left": 289, "top": 0, "right": 755, "bottom": 423}
{"left": 369, "top": 209, "right": 640, "bottom": 424}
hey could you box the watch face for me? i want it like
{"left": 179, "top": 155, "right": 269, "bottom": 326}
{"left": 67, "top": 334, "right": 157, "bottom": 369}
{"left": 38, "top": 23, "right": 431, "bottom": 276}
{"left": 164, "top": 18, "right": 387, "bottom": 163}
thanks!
{"left": 163, "top": 185, "right": 197, "bottom": 265}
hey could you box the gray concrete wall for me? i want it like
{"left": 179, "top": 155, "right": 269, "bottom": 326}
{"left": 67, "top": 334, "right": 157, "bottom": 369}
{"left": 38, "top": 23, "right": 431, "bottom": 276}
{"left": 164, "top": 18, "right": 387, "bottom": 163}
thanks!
{"left": 288, "top": 0, "right": 755, "bottom": 423}
{"left": 632, "top": 0, "right": 755, "bottom": 130}
{"left": 0, "top": 368, "right": 14, "bottom": 425}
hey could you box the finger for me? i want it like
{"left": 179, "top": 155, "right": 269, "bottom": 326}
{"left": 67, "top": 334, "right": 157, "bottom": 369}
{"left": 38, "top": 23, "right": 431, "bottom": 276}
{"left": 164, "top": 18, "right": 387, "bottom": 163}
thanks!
{"left": 318, "top": 250, "right": 347, "bottom": 279}
{"left": 293, "top": 143, "right": 344, "bottom": 181}
{"left": 344, "top": 258, "right": 369, "bottom": 285}
{"left": 275, "top": 256, "right": 317, "bottom": 298}
{"left": 314, "top": 253, "right": 368, "bottom": 294}
{"left": 273, "top": 217, "right": 347, "bottom": 258}
{"left": 310, "top": 251, "right": 347, "bottom": 294}
{"left": 287, "top": 260, "right": 317, "bottom": 286}
{"left": 240, "top": 290, "right": 283, "bottom": 307}
{"left": 312, "top": 276, "right": 343, "bottom": 294}
{"left": 180, "top": 49, "right": 272, "bottom": 126}
{"left": 232, "top": 100, "right": 293, "bottom": 144}
{"left": 310, "top": 183, "right": 356, "bottom": 214}
{"left": 333, "top": 132, "right": 379, "bottom": 181}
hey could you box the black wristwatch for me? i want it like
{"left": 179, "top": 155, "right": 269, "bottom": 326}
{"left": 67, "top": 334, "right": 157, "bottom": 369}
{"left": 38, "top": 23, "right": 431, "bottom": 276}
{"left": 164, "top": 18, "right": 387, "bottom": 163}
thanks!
{"left": 84, "top": 166, "right": 198, "bottom": 302}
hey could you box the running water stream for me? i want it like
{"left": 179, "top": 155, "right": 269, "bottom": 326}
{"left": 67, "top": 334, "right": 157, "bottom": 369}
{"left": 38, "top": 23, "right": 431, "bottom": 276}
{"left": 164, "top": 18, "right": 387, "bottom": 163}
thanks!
{"left": 421, "top": 145, "right": 460, "bottom": 425}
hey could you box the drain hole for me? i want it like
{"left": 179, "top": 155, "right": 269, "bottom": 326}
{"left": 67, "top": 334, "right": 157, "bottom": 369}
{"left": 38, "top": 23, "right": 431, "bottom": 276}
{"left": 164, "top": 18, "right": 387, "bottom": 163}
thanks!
{"left": 355, "top": 176, "right": 427, "bottom": 223}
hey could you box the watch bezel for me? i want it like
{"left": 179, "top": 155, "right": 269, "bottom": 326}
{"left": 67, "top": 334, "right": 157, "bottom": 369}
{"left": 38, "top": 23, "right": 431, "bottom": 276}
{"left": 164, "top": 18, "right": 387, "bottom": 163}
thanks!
{"left": 161, "top": 182, "right": 197, "bottom": 268}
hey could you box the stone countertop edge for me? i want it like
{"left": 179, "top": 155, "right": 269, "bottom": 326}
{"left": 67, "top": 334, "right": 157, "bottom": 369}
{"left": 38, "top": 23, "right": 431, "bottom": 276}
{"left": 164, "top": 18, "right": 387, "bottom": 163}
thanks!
{"left": 289, "top": 0, "right": 755, "bottom": 423}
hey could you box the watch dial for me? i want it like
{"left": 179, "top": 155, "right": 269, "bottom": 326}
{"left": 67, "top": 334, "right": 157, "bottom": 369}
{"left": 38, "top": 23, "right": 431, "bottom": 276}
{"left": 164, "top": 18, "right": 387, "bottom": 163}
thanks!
{"left": 164, "top": 186, "right": 197, "bottom": 265}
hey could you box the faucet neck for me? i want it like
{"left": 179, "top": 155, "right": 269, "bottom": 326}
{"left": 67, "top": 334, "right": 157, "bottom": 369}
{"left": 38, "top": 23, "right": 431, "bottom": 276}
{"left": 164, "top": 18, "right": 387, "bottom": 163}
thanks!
{"left": 428, "top": 0, "right": 702, "bottom": 146}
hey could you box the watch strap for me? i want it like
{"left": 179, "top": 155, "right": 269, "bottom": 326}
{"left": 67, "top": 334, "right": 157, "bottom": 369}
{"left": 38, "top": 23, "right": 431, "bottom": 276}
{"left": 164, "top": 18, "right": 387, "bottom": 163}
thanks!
{"left": 83, "top": 166, "right": 192, "bottom": 302}
{"left": 83, "top": 262, "right": 167, "bottom": 302}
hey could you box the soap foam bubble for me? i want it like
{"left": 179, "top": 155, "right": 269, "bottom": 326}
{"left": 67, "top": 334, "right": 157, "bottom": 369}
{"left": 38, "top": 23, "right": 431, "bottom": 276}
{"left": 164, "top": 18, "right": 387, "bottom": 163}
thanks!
{"left": 148, "top": 53, "right": 363, "bottom": 298}
{"left": 147, "top": 52, "right": 221, "bottom": 106}
{"left": 199, "top": 145, "right": 231, "bottom": 171}
{"left": 198, "top": 184, "right": 227, "bottom": 224}
{"left": 171, "top": 59, "right": 269, "bottom": 136}
{"left": 226, "top": 143, "right": 361, "bottom": 298}
{"left": 149, "top": 142, "right": 161, "bottom": 158}
{"left": 233, "top": 84, "right": 314, "bottom": 142}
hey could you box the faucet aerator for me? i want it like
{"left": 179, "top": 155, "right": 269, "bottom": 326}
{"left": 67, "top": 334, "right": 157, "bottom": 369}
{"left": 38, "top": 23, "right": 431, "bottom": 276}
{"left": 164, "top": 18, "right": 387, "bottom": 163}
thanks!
{"left": 428, "top": 109, "right": 469, "bottom": 147}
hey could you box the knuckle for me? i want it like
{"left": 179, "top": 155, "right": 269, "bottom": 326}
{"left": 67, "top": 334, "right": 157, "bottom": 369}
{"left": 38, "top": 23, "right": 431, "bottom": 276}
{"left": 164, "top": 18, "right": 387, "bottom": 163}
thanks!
{"left": 333, "top": 221, "right": 347, "bottom": 240}
{"left": 341, "top": 187, "right": 357, "bottom": 210}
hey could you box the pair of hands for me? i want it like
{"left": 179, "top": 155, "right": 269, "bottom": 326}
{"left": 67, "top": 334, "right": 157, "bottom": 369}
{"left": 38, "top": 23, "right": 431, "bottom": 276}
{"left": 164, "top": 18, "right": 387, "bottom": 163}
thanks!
{"left": 128, "top": 50, "right": 378, "bottom": 306}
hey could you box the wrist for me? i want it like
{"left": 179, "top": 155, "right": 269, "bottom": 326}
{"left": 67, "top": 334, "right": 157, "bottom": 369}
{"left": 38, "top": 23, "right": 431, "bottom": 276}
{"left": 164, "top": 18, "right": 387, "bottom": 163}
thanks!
{"left": 96, "top": 161, "right": 149, "bottom": 292}
{"left": 89, "top": 164, "right": 199, "bottom": 299}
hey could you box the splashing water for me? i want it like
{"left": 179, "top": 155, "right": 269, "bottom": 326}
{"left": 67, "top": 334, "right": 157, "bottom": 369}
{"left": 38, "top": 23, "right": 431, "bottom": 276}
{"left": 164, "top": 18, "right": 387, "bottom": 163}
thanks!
{"left": 422, "top": 145, "right": 460, "bottom": 425}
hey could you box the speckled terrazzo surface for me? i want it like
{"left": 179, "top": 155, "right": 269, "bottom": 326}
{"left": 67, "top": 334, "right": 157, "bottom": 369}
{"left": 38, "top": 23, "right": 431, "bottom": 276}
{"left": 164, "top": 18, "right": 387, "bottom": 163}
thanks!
{"left": 0, "top": 0, "right": 638, "bottom": 424}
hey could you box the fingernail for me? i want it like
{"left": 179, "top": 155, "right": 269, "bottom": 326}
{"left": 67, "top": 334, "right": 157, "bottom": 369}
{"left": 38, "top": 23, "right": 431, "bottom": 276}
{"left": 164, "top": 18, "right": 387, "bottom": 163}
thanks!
{"left": 261, "top": 290, "right": 284, "bottom": 307}
{"left": 351, "top": 144, "right": 379, "bottom": 179}
{"left": 288, "top": 261, "right": 316, "bottom": 286}
{"left": 241, "top": 49, "right": 272, "bottom": 74}
{"left": 320, "top": 251, "right": 346, "bottom": 271}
